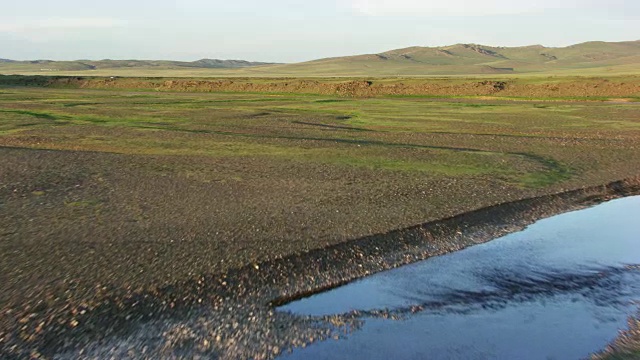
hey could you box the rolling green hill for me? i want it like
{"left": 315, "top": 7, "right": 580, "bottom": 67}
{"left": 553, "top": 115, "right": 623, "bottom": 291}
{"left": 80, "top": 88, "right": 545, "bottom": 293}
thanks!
{"left": 253, "top": 40, "right": 640, "bottom": 76}
{"left": 1, "top": 40, "right": 638, "bottom": 77}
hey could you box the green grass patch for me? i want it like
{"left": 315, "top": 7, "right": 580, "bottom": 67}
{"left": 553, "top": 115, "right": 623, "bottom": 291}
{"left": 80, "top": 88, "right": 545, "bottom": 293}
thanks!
{"left": 2, "top": 86, "right": 639, "bottom": 193}
{"left": 0, "top": 109, "right": 61, "bottom": 120}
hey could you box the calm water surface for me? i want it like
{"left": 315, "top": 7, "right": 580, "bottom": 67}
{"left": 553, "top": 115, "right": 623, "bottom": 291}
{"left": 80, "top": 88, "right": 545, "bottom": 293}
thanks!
{"left": 279, "top": 196, "right": 640, "bottom": 360}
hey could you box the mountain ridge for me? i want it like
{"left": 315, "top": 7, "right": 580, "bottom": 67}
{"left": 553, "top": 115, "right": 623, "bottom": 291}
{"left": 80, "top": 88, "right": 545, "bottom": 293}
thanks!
{"left": 1, "top": 40, "right": 639, "bottom": 76}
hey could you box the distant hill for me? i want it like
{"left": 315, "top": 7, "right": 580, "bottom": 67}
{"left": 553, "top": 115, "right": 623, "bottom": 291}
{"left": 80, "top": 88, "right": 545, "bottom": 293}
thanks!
{"left": 256, "top": 40, "right": 640, "bottom": 76}
{"left": 0, "top": 40, "right": 638, "bottom": 77}
{"left": 0, "top": 58, "right": 276, "bottom": 72}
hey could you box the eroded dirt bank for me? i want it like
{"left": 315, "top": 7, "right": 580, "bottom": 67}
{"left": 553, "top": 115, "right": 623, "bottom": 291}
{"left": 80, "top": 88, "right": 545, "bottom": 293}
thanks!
{"left": 2, "top": 75, "right": 640, "bottom": 98}
{"left": 2, "top": 176, "right": 639, "bottom": 359}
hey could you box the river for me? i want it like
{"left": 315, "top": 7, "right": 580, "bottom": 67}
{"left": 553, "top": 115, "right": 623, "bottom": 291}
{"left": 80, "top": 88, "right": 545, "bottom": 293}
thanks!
{"left": 279, "top": 196, "right": 640, "bottom": 359}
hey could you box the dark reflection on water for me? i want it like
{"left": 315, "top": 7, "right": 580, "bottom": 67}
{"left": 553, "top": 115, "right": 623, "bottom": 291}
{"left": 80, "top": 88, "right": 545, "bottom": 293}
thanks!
{"left": 279, "top": 196, "right": 640, "bottom": 360}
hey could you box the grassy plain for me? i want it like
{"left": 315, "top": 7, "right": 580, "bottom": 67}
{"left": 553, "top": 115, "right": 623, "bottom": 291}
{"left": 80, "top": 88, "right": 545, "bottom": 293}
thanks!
{"left": 2, "top": 62, "right": 640, "bottom": 78}
{"left": 2, "top": 86, "right": 639, "bottom": 187}
{"left": 2, "top": 84, "right": 640, "bottom": 290}
{"left": 1, "top": 79, "right": 640, "bottom": 357}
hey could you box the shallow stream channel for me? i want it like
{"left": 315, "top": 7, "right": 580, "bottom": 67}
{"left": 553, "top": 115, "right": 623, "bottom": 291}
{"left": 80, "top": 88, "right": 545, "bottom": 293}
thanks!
{"left": 277, "top": 196, "right": 640, "bottom": 359}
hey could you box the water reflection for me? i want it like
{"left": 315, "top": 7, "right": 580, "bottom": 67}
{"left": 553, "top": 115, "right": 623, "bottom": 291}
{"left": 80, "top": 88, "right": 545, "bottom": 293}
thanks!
{"left": 279, "top": 196, "right": 640, "bottom": 360}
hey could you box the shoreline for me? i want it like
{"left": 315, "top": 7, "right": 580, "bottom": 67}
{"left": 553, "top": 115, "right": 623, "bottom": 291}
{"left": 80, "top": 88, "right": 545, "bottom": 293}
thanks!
{"left": 3, "top": 176, "right": 640, "bottom": 359}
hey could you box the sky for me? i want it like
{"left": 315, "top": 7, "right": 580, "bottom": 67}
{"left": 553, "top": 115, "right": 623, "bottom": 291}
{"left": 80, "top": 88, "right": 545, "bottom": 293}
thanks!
{"left": 1, "top": 0, "right": 638, "bottom": 63}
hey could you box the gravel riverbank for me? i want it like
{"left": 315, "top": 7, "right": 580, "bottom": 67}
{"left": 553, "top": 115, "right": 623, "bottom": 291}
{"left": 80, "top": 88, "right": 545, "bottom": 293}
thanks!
{"left": 2, "top": 173, "right": 639, "bottom": 359}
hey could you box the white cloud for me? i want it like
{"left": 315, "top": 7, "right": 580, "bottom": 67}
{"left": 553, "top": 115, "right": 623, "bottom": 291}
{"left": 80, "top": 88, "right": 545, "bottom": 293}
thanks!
{"left": 349, "top": 0, "right": 588, "bottom": 16}
{"left": 0, "top": 17, "right": 125, "bottom": 33}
